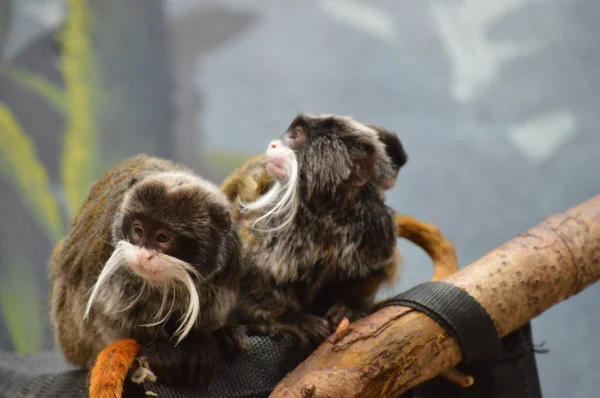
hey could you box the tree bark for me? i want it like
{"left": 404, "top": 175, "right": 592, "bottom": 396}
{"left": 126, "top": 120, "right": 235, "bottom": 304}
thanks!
{"left": 271, "top": 194, "right": 600, "bottom": 398}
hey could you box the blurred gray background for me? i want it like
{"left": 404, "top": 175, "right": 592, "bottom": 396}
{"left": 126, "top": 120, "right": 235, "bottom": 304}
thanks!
{"left": 0, "top": 0, "right": 598, "bottom": 397}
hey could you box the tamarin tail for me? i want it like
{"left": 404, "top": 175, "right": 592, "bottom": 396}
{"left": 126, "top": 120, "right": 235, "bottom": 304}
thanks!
{"left": 89, "top": 338, "right": 141, "bottom": 398}
{"left": 394, "top": 214, "right": 458, "bottom": 281}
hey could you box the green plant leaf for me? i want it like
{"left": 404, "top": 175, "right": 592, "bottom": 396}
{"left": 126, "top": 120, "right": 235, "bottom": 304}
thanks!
{"left": 0, "top": 64, "right": 67, "bottom": 114}
{"left": 60, "top": 0, "right": 100, "bottom": 218}
{"left": 0, "top": 258, "right": 42, "bottom": 354}
{"left": 0, "top": 103, "right": 63, "bottom": 241}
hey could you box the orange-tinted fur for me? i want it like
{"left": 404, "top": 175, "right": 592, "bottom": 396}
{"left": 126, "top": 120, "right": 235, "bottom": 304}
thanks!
{"left": 89, "top": 339, "right": 141, "bottom": 398}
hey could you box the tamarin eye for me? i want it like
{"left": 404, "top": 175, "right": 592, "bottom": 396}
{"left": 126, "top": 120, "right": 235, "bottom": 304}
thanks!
{"left": 156, "top": 233, "right": 170, "bottom": 243}
{"left": 284, "top": 126, "right": 308, "bottom": 149}
{"left": 289, "top": 127, "right": 299, "bottom": 140}
{"left": 133, "top": 226, "right": 144, "bottom": 237}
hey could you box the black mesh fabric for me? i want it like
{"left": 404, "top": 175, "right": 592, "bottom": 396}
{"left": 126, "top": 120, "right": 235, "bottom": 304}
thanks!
{"left": 0, "top": 280, "right": 544, "bottom": 398}
{"left": 0, "top": 334, "right": 313, "bottom": 398}
{"left": 0, "top": 325, "right": 544, "bottom": 398}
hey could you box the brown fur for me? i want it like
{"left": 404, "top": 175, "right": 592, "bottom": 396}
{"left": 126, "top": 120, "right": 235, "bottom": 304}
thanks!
{"left": 220, "top": 151, "right": 457, "bottom": 287}
{"left": 219, "top": 114, "right": 398, "bottom": 346}
{"left": 49, "top": 154, "right": 244, "bottom": 394}
{"left": 220, "top": 117, "right": 458, "bottom": 343}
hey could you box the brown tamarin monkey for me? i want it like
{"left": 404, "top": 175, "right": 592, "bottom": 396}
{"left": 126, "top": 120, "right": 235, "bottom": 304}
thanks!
{"left": 222, "top": 117, "right": 470, "bottom": 387}
{"left": 221, "top": 113, "right": 407, "bottom": 346}
{"left": 220, "top": 122, "right": 457, "bottom": 295}
{"left": 49, "top": 154, "right": 246, "bottom": 397}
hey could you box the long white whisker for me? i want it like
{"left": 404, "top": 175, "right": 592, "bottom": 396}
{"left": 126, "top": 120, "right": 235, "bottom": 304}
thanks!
{"left": 152, "top": 282, "right": 171, "bottom": 322}
{"left": 84, "top": 242, "right": 127, "bottom": 320}
{"left": 98, "top": 238, "right": 116, "bottom": 248}
{"left": 173, "top": 271, "right": 200, "bottom": 345}
{"left": 166, "top": 285, "right": 177, "bottom": 321}
{"left": 86, "top": 240, "right": 202, "bottom": 344}
{"left": 241, "top": 156, "right": 299, "bottom": 233}
{"left": 141, "top": 284, "right": 177, "bottom": 328}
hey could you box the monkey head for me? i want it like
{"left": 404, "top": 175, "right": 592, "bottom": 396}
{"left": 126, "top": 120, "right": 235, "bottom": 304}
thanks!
{"left": 267, "top": 114, "right": 398, "bottom": 196}
{"left": 243, "top": 114, "right": 397, "bottom": 230}
{"left": 85, "top": 171, "right": 239, "bottom": 343}
{"left": 368, "top": 125, "right": 407, "bottom": 191}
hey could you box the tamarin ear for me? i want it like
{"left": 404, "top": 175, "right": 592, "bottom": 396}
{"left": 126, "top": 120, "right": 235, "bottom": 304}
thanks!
{"left": 368, "top": 124, "right": 408, "bottom": 171}
{"left": 209, "top": 203, "right": 233, "bottom": 231}
{"left": 352, "top": 143, "right": 377, "bottom": 187}
{"left": 393, "top": 140, "right": 408, "bottom": 170}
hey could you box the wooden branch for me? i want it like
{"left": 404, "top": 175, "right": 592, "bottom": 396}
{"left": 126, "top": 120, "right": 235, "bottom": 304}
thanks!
{"left": 271, "top": 194, "right": 600, "bottom": 397}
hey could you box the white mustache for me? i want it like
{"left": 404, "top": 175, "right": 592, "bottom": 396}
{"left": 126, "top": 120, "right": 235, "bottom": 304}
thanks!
{"left": 241, "top": 154, "right": 300, "bottom": 233}
{"left": 84, "top": 240, "right": 201, "bottom": 345}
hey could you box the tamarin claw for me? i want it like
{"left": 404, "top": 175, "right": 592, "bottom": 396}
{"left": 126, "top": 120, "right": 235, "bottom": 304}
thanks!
{"left": 130, "top": 356, "right": 157, "bottom": 385}
{"left": 441, "top": 368, "right": 475, "bottom": 388}
{"left": 334, "top": 317, "right": 351, "bottom": 340}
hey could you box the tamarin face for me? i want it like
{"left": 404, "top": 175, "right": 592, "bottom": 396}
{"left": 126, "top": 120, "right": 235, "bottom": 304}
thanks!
{"left": 114, "top": 173, "right": 233, "bottom": 281}
{"left": 267, "top": 113, "right": 394, "bottom": 196}
{"left": 85, "top": 171, "right": 237, "bottom": 343}
{"left": 243, "top": 113, "right": 397, "bottom": 231}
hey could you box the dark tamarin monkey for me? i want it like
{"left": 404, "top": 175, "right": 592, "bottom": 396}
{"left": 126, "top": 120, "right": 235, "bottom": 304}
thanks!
{"left": 221, "top": 118, "right": 468, "bottom": 386}
{"left": 222, "top": 113, "right": 400, "bottom": 346}
{"left": 220, "top": 124, "right": 458, "bottom": 321}
{"left": 49, "top": 154, "right": 245, "bottom": 395}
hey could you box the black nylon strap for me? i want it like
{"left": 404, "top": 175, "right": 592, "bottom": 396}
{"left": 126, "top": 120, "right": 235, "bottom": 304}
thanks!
{"left": 375, "top": 281, "right": 500, "bottom": 365}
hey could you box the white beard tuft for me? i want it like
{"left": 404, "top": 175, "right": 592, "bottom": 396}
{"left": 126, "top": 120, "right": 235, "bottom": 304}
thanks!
{"left": 241, "top": 154, "right": 300, "bottom": 233}
{"left": 84, "top": 240, "right": 201, "bottom": 345}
